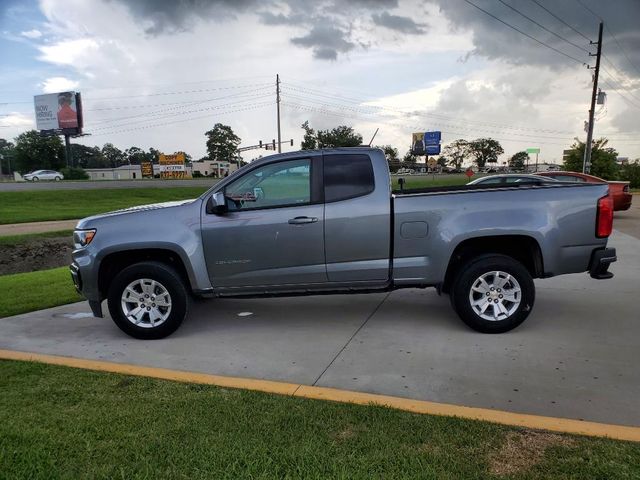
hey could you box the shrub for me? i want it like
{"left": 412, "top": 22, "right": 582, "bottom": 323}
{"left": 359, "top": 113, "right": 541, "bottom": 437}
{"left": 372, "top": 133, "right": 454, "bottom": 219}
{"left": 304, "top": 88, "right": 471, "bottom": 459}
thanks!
{"left": 60, "top": 167, "right": 89, "bottom": 180}
{"left": 619, "top": 161, "right": 640, "bottom": 189}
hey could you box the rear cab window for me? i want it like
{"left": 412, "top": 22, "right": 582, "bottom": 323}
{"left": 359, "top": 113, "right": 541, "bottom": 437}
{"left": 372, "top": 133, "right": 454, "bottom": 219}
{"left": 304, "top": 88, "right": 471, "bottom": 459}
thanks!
{"left": 323, "top": 154, "right": 374, "bottom": 202}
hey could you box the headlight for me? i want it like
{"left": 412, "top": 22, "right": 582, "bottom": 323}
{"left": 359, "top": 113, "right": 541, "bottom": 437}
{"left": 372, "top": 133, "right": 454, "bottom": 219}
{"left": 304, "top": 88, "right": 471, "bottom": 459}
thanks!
{"left": 73, "top": 229, "right": 96, "bottom": 248}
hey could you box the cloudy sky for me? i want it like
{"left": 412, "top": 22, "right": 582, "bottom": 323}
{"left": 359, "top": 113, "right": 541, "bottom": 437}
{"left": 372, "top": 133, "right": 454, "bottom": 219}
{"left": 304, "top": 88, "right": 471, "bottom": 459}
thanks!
{"left": 1, "top": 0, "right": 639, "bottom": 163}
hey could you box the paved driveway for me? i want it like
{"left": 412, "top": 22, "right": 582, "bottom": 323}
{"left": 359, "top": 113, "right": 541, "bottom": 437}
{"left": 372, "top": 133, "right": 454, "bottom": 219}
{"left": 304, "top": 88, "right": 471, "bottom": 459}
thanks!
{"left": 0, "top": 230, "right": 638, "bottom": 427}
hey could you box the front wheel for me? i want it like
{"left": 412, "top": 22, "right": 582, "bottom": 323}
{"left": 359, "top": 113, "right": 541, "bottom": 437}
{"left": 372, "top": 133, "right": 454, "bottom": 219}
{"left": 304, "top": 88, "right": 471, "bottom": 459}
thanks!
{"left": 32, "top": 176, "right": 39, "bottom": 182}
{"left": 107, "top": 261, "right": 189, "bottom": 339}
{"left": 54, "top": 176, "right": 61, "bottom": 181}
{"left": 451, "top": 254, "right": 535, "bottom": 333}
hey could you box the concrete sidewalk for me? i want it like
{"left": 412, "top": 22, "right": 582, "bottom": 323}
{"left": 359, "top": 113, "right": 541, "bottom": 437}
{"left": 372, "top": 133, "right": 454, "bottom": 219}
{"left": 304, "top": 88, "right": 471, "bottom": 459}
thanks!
{"left": 0, "top": 230, "right": 638, "bottom": 427}
{"left": 0, "top": 219, "right": 78, "bottom": 236}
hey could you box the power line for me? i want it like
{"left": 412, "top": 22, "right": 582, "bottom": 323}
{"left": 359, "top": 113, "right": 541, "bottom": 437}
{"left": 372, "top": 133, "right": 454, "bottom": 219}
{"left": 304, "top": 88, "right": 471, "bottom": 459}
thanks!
{"left": 86, "top": 102, "right": 274, "bottom": 137}
{"left": 89, "top": 95, "right": 272, "bottom": 133}
{"left": 0, "top": 82, "right": 273, "bottom": 106}
{"left": 495, "top": 0, "right": 590, "bottom": 53}
{"left": 526, "top": 0, "right": 592, "bottom": 42}
{"left": 574, "top": 0, "right": 602, "bottom": 20}
{"left": 461, "top": 0, "right": 588, "bottom": 66}
{"left": 605, "top": 25, "right": 640, "bottom": 77}
{"left": 88, "top": 87, "right": 273, "bottom": 126}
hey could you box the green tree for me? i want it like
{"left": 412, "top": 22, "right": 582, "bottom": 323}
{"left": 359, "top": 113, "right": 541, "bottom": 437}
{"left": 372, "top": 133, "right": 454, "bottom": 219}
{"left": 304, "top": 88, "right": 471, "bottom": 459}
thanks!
{"left": 402, "top": 150, "right": 418, "bottom": 166}
{"left": 468, "top": 138, "right": 504, "bottom": 169}
{"left": 101, "top": 143, "right": 125, "bottom": 167}
{"left": 125, "top": 146, "right": 148, "bottom": 165}
{"left": 300, "top": 121, "right": 317, "bottom": 150}
{"left": 442, "top": 139, "right": 470, "bottom": 170}
{"left": 14, "top": 130, "right": 64, "bottom": 174}
{"left": 205, "top": 123, "right": 241, "bottom": 164}
{"left": 375, "top": 145, "right": 400, "bottom": 171}
{"left": 437, "top": 156, "right": 448, "bottom": 168}
{"left": 509, "top": 151, "right": 529, "bottom": 171}
{"left": 563, "top": 138, "right": 618, "bottom": 180}
{"left": 0, "top": 138, "right": 16, "bottom": 174}
{"left": 317, "top": 125, "right": 362, "bottom": 148}
{"left": 619, "top": 159, "right": 640, "bottom": 188}
{"left": 72, "top": 144, "right": 106, "bottom": 169}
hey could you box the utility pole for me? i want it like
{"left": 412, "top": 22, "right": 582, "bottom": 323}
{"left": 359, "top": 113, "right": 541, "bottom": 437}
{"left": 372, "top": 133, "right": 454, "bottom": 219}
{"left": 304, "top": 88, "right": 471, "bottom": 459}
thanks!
{"left": 276, "top": 74, "right": 282, "bottom": 153}
{"left": 64, "top": 134, "right": 74, "bottom": 168}
{"left": 583, "top": 21, "right": 603, "bottom": 174}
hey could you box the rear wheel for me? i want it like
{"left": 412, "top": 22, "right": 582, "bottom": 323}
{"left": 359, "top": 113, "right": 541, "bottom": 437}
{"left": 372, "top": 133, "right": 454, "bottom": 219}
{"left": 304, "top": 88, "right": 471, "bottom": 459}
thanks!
{"left": 107, "top": 261, "right": 189, "bottom": 339}
{"left": 451, "top": 254, "right": 535, "bottom": 333}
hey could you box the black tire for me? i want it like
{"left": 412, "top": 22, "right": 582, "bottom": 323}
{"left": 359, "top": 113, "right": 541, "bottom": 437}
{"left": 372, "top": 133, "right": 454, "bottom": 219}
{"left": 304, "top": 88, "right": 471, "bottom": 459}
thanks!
{"left": 451, "top": 254, "right": 535, "bottom": 333}
{"left": 107, "top": 261, "right": 189, "bottom": 339}
{"left": 32, "top": 176, "right": 39, "bottom": 182}
{"left": 55, "top": 176, "right": 61, "bottom": 181}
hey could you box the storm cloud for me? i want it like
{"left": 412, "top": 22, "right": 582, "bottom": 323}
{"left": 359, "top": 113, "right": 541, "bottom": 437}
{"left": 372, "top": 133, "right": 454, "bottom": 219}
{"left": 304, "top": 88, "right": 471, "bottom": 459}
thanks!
{"left": 371, "top": 11, "right": 426, "bottom": 34}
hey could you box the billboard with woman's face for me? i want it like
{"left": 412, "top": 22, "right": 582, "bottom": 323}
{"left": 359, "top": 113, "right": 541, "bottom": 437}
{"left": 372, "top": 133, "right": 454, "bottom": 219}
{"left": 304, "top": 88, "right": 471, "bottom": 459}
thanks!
{"left": 34, "top": 91, "right": 82, "bottom": 132}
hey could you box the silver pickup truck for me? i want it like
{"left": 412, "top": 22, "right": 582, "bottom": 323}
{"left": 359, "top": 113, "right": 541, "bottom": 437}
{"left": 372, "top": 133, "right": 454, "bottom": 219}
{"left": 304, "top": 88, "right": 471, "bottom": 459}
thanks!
{"left": 70, "top": 147, "right": 617, "bottom": 339}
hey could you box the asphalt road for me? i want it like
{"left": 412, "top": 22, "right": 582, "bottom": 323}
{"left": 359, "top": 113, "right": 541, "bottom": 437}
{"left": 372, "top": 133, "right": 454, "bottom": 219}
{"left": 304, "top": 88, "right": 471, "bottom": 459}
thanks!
{"left": 615, "top": 198, "right": 640, "bottom": 239}
{"left": 0, "top": 178, "right": 219, "bottom": 191}
{"left": 0, "top": 229, "right": 638, "bottom": 427}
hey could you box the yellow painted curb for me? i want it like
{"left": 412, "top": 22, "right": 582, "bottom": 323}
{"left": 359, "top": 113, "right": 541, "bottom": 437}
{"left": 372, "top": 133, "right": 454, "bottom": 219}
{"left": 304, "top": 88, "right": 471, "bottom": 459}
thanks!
{"left": 1, "top": 348, "right": 639, "bottom": 443}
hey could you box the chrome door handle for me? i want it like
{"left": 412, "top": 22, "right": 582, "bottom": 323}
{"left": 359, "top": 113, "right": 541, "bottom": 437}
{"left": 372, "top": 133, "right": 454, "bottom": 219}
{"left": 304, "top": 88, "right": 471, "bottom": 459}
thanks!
{"left": 288, "top": 216, "right": 318, "bottom": 225}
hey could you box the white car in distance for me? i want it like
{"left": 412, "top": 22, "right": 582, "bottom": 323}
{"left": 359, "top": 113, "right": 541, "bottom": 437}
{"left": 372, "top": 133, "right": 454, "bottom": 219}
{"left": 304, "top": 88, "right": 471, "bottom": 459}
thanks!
{"left": 23, "top": 170, "right": 64, "bottom": 182}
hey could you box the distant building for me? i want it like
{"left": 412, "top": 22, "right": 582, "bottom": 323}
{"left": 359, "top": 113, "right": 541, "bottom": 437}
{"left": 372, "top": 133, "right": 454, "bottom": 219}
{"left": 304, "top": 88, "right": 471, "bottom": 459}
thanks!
{"left": 191, "top": 160, "right": 238, "bottom": 178}
{"left": 86, "top": 164, "right": 142, "bottom": 180}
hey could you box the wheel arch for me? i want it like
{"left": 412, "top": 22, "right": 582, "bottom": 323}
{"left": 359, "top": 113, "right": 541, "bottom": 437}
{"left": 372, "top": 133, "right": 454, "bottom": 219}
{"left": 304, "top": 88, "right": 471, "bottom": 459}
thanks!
{"left": 97, "top": 247, "right": 193, "bottom": 300}
{"left": 441, "top": 235, "right": 544, "bottom": 294}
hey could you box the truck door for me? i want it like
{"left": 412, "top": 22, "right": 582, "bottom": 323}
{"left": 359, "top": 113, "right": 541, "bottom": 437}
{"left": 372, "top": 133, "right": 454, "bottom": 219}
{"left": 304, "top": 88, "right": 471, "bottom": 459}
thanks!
{"left": 201, "top": 156, "right": 327, "bottom": 288}
{"left": 323, "top": 153, "right": 391, "bottom": 282}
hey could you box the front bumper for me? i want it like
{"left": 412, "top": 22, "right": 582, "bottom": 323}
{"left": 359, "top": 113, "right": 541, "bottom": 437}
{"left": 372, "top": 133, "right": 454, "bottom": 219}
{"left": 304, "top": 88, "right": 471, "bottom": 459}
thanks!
{"left": 589, "top": 247, "right": 617, "bottom": 280}
{"left": 70, "top": 261, "right": 103, "bottom": 317}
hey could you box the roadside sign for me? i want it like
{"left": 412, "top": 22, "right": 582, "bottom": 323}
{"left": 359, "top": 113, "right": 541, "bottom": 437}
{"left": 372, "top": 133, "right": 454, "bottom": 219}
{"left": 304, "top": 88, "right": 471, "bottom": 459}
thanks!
{"left": 526, "top": 148, "right": 540, "bottom": 154}
{"left": 424, "top": 131, "right": 441, "bottom": 145}
{"left": 465, "top": 168, "right": 474, "bottom": 178}
{"left": 141, "top": 161, "right": 153, "bottom": 178}
{"left": 427, "top": 157, "right": 437, "bottom": 168}
{"left": 425, "top": 144, "right": 441, "bottom": 155}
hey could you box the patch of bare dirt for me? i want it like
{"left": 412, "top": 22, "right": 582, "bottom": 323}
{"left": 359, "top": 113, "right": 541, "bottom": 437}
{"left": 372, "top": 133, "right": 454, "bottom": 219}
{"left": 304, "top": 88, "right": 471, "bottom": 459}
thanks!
{"left": 489, "top": 430, "right": 575, "bottom": 476}
{"left": 0, "top": 237, "right": 73, "bottom": 275}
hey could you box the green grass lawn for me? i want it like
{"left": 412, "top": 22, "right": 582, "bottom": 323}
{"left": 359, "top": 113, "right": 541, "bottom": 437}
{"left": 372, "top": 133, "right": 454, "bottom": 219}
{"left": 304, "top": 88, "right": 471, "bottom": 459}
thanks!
{"left": 391, "top": 173, "right": 479, "bottom": 190}
{"left": 0, "top": 267, "right": 81, "bottom": 318}
{"left": 1, "top": 360, "right": 638, "bottom": 479}
{"left": 0, "top": 229, "right": 73, "bottom": 245}
{"left": 0, "top": 187, "right": 209, "bottom": 224}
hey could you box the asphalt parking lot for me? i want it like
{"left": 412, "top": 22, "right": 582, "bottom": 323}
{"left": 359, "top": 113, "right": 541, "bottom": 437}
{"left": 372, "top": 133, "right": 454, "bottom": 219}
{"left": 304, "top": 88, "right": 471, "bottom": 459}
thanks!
{"left": 1, "top": 227, "right": 638, "bottom": 427}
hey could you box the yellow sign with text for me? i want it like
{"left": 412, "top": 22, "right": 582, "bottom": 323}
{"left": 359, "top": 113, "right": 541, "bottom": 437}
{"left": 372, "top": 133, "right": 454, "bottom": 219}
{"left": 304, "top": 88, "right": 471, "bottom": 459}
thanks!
{"left": 159, "top": 152, "right": 190, "bottom": 179}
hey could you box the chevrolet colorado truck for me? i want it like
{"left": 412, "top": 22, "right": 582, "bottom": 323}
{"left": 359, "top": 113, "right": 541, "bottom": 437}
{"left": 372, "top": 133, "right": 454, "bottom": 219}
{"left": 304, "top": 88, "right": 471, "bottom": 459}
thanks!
{"left": 70, "top": 148, "right": 617, "bottom": 339}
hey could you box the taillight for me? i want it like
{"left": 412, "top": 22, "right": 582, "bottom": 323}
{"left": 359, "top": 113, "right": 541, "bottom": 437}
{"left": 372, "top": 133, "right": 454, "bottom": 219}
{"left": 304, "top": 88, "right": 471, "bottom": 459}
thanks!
{"left": 623, "top": 184, "right": 630, "bottom": 193}
{"left": 596, "top": 195, "right": 613, "bottom": 238}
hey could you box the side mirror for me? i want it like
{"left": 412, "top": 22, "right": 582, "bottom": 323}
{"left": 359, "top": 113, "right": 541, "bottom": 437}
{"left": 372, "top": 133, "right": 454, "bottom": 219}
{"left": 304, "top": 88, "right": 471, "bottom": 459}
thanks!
{"left": 206, "top": 192, "right": 228, "bottom": 215}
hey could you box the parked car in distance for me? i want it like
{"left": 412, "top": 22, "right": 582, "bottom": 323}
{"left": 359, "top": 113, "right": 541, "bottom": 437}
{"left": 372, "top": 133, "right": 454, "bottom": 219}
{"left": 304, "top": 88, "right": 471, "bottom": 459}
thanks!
{"left": 467, "top": 174, "right": 559, "bottom": 186}
{"left": 537, "top": 171, "right": 632, "bottom": 211}
{"left": 23, "top": 170, "right": 64, "bottom": 182}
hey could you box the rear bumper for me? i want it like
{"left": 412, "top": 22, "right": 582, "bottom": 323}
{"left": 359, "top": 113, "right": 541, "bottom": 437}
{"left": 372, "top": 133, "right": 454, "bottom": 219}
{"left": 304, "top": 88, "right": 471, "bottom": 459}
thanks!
{"left": 614, "top": 194, "right": 632, "bottom": 211}
{"left": 589, "top": 247, "right": 617, "bottom": 279}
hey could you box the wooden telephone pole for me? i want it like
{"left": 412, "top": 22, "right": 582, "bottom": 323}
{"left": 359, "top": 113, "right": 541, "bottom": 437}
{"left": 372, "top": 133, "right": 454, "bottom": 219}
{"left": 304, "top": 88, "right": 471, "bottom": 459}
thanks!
{"left": 583, "top": 22, "right": 603, "bottom": 174}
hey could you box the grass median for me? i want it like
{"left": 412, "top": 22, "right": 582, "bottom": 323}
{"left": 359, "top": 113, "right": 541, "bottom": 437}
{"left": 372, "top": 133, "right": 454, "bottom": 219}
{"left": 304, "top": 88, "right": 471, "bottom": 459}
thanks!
{"left": 0, "top": 187, "right": 209, "bottom": 224}
{"left": 1, "top": 359, "right": 638, "bottom": 479}
{"left": 0, "top": 267, "right": 81, "bottom": 318}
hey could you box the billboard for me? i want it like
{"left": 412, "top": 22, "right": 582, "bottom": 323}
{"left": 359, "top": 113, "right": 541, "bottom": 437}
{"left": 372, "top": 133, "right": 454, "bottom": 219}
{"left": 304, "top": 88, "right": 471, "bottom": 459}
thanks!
{"left": 411, "top": 132, "right": 425, "bottom": 155}
{"left": 159, "top": 152, "right": 190, "bottom": 179}
{"left": 141, "top": 161, "right": 154, "bottom": 178}
{"left": 34, "top": 91, "right": 83, "bottom": 133}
